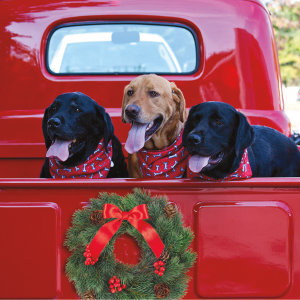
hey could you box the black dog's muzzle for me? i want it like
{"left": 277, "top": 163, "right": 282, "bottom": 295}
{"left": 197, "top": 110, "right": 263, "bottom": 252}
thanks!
{"left": 187, "top": 132, "right": 202, "bottom": 145}
{"left": 48, "top": 117, "right": 61, "bottom": 130}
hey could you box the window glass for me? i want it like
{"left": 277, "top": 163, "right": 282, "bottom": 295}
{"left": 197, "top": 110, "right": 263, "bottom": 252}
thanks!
{"left": 47, "top": 23, "right": 197, "bottom": 74}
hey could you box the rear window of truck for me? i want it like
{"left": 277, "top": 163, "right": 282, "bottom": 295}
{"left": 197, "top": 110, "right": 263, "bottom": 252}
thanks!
{"left": 47, "top": 23, "right": 198, "bottom": 75}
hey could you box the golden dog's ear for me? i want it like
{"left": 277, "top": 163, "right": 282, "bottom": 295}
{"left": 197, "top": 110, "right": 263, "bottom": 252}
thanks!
{"left": 170, "top": 82, "right": 187, "bottom": 123}
{"left": 121, "top": 85, "right": 129, "bottom": 123}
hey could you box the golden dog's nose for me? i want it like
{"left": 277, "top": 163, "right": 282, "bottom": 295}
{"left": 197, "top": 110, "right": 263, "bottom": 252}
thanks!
{"left": 125, "top": 105, "right": 140, "bottom": 119}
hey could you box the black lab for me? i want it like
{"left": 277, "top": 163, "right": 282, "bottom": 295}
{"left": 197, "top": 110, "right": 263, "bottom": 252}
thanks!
{"left": 40, "top": 92, "right": 128, "bottom": 178}
{"left": 182, "top": 102, "right": 300, "bottom": 178}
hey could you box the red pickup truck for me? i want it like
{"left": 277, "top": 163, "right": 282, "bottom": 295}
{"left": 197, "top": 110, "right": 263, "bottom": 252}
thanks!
{"left": 0, "top": 0, "right": 299, "bottom": 299}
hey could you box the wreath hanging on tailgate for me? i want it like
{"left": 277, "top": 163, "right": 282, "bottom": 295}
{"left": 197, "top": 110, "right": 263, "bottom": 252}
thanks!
{"left": 65, "top": 189, "right": 196, "bottom": 299}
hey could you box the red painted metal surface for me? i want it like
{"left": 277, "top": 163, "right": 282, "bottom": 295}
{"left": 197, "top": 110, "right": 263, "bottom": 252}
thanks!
{"left": 0, "top": 202, "right": 60, "bottom": 299}
{"left": 195, "top": 202, "right": 291, "bottom": 297}
{"left": 1, "top": 0, "right": 299, "bottom": 299}
{"left": 114, "top": 233, "right": 142, "bottom": 265}
{"left": 0, "top": 0, "right": 289, "bottom": 179}
{"left": 0, "top": 179, "right": 300, "bottom": 299}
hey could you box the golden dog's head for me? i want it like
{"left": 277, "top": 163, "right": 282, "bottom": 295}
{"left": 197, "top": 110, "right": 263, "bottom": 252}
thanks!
{"left": 122, "top": 74, "right": 187, "bottom": 153}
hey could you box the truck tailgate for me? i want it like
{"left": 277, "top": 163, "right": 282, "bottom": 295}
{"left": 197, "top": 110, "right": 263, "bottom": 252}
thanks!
{"left": 0, "top": 178, "right": 299, "bottom": 299}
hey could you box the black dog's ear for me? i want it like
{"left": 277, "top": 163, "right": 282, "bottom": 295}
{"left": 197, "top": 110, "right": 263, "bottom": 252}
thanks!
{"left": 182, "top": 105, "right": 196, "bottom": 147}
{"left": 95, "top": 104, "right": 114, "bottom": 152}
{"left": 235, "top": 111, "right": 255, "bottom": 156}
{"left": 42, "top": 107, "right": 52, "bottom": 149}
{"left": 103, "top": 112, "right": 114, "bottom": 152}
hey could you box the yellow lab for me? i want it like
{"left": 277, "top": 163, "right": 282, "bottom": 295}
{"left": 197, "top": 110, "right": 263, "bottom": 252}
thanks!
{"left": 122, "top": 74, "right": 187, "bottom": 178}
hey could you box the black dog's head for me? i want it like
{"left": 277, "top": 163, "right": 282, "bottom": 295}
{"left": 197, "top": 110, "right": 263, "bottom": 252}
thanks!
{"left": 182, "top": 102, "right": 254, "bottom": 176}
{"left": 42, "top": 92, "right": 114, "bottom": 166}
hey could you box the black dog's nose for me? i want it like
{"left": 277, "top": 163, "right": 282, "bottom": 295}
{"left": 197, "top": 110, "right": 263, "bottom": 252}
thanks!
{"left": 48, "top": 118, "right": 61, "bottom": 129}
{"left": 187, "top": 133, "right": 201, "bottom": 145}
{"left": 125, "top": 105, "right": 140, "bottom": 119}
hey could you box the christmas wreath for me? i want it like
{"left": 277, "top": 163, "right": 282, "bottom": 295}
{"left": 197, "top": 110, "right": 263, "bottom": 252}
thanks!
{"left": 65, "top": 189, "right": 196, "bottom": 299}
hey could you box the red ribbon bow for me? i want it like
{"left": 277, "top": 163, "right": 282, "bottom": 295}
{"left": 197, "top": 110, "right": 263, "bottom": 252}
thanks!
{"left": 89, "top": 204, "right": 165, "bottom": 261}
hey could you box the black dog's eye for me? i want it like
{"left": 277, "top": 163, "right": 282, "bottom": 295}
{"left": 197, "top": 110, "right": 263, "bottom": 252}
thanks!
{"left": 51, "top": 106, "right": 57, "bottom": 112}
{"left": 127, "top": 90, "right": 134, "bottom": 96}
{"left": 149, "top": 91, "right": 159, "bottom": 97}
{"left": 214, "top": 119, "right": 223, "bottom": 125}
{"left": 75, "top": 107, "right": 81, "bottom": 113}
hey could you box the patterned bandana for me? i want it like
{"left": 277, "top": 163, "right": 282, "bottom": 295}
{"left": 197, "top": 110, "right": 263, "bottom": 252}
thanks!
{"left": 137, "top": 130, "right": 189, "bottom": 178}
{"left": 187, "top": 149, "right": 252, "bottom": 181}
{"left": 49, "top": 138, "right": 113, "bottom": 179}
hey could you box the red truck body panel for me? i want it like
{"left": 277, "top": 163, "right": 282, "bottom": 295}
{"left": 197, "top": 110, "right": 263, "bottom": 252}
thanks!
{"left": 0, "top": 0, "right": 299, "bottom": 299}
{"left": 1, "top": 179, "right": 300, "bottom": 299}
{"left": 0, "top": 0, "right": 290, "bottom": 178}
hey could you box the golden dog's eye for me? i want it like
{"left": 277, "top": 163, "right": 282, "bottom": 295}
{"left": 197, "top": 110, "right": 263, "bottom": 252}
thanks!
{"left": 215, "top": 119, "right": 223, "bottom": 125}
{"left": 127, "top": 90, "right": 134, "bottom": 96}
{"left": 149, "top": 91, "right": 159, "bottom": 97}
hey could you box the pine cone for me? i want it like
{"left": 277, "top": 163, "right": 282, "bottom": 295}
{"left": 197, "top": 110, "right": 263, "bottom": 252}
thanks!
{"left": 163, "top": 203, "right": 176, "bottom": 218}
{"left": 90, "top": 210, "right": 104, "bottom": 225}
{"left": 83, "top": 290, "right": 96, "bottom": 300}
{"left": 154, "top": 282, "right": 170, "bottom": 298}
{"left": 159, "top": 249, "right": 170, "bottom": 262}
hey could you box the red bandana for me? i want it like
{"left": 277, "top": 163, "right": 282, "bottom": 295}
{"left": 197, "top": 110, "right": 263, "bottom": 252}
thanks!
{"left": 187, "top": 149, "right": 252, "bottom": 181}
{"left": 49, "top": 138, "right": 113, "bottom": 179}
{"left": 137, "top": 130, "right": 189, "bottom": 178}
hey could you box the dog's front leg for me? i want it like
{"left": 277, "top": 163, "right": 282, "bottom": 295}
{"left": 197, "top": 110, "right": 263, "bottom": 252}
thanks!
{"left": 128, "top": 153, "right": 142, "bottom": 178}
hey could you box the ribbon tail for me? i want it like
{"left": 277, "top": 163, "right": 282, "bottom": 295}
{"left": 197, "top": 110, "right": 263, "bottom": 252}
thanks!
{"left": 89, "top": 219, "right": 121, "bottom": 261}
{"left": 129, "top": 219, "right": 165, "bottom": 259}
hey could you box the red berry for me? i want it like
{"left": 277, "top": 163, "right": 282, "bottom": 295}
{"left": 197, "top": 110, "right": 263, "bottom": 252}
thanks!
{"left": 91, "top": 261, "right": 95, "bottom": 265}
{"left": 86, "top": 253, "right": 92, "bottom": 258}
{"left": 160, "top": 267, "right": 165, "bottom": 272}
{"left": 111, "top": 288, "right": 116, "bottom": 293}
{"left": 84, "top": 252, "right": 88, "bottom": 257}
{"left": 115, "top": 278, "right": 120, "bottom": 283}
{"left": 109, "top": 284, "right": 114, "bottom": 289}
{"left": 158, "top": 272, "right": 163, "bottom": 276}
{"left": 113, "top": 275, "right": 117, "bottom": 279}
{"left": 86, "top": 258, "right": 92, "bottom": 263}
{"left": 114, "top": 283, "right": 118, "bottom": 287}
{"left": 122, "top": 284, "right": 126, "bottom": 289}
{"left": 155, "top": 265, "right": 160, "bottom": 269}
{"left": 109, "top": 278, "right": 114, "bottom": 284}
{"left": 158, "top": 261, "right": 165, "bottom": 266}
{"left": 154, "top": 270, "right": 159, "bottom": 274}
{"left": 85, "top": 260, "right": 90, "bottom": 265}
{"left": 117, "top": 287, "right": 122, "bottom": 292}
{"left": 153, "top": 262, "right": 159, "bottom": 268}
{"left": 86, "top": 244, "right": 89, "bottom": 248}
